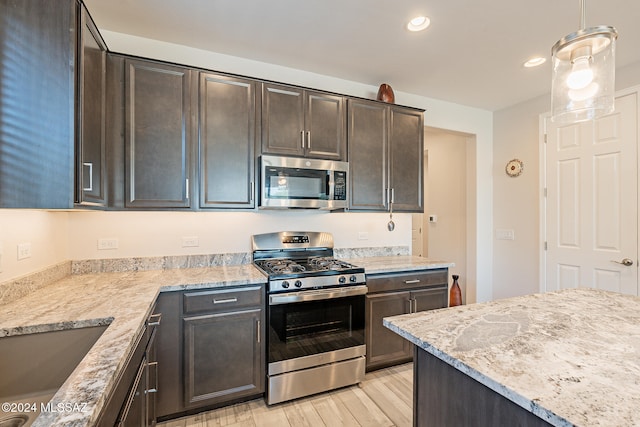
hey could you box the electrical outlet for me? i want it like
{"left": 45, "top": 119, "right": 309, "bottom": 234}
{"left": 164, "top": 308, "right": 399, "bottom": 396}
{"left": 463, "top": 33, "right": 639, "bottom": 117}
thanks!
{"left": 428, "top": 214, "right": 438, "bottom": 223}
{"left": 182, "top": 236, "right": 199, "bottom": 247}
{"left": 97, "top": 238, "right": 119, "bottom": 250}
{"left": 17, "top": 242, "right": 32, "bottom": 260}
{"left": 357, "top": 232, "right": 369, "bottom": 240}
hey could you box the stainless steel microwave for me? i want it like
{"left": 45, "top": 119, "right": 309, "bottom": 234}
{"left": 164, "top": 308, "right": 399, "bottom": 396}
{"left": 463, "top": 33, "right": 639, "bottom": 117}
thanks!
{"left": 260, "top": 155, "right": 348, "bottom": 210}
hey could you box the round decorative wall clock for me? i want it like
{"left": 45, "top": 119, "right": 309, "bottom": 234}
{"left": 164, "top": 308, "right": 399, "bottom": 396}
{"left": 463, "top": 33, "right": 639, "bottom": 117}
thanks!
{"left": 505, "top": 159, "right": 524, "bottom": 177}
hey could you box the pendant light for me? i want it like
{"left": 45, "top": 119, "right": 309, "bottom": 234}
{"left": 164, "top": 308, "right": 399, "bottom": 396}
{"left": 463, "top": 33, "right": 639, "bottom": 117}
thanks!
{"left": 551, "top": 0, "right": 617, "bottom": 123}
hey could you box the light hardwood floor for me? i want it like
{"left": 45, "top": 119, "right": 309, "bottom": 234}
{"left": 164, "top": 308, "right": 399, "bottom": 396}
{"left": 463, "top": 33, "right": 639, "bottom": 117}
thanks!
{"left": 158, "top": 363, "right": 413, "bottom": 427}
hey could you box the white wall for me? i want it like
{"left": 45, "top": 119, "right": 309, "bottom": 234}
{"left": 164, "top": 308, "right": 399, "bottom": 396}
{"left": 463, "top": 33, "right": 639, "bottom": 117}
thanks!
{"left": 1, "top": 32, "right": 494, "bottom": 303}
{"left": 424, "top": 128, "right": 470, "bottom": 302}
{"left": 67, "top": 211, "right": 410, "bottom": 259}
{"left": 0, "top": 210, "right": 69, "bottom": 282}
{"left": 493, "top": 95, "right": 548, "bottom": 299}
{"left": 492, "top": 60, "right": 640, "bottom": 300}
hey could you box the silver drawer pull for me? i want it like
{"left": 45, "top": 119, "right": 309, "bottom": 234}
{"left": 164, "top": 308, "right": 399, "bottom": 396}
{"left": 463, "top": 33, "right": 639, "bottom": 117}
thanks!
{"left": 404, "top": 279, "right": 421, "bottom": 284}
{"left": 147, "top": 313, "right": 162, "bottom": 326}
{"left": 213, "top": 297, "right": 238, "bottom": 304}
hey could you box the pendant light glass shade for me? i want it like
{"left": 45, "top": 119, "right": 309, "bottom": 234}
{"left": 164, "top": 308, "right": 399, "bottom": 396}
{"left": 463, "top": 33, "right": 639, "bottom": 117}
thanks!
{"left": 551, "top": 0, "right": 618, "bottom": 124}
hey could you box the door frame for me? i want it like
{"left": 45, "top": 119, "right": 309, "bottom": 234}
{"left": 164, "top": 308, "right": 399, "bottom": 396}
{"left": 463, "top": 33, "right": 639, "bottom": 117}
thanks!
{"left": 539, "top": 85, "right": 640, "bottom": 294}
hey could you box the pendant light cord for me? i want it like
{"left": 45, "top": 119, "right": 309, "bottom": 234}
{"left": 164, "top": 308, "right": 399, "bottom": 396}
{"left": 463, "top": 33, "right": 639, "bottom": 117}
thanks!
{"left": 579, "top": 0, "right": 586, "bottom": 30}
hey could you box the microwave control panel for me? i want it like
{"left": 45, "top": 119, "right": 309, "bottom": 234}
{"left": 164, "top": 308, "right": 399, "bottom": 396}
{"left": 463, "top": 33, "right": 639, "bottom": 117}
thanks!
{"left": 334, "top": 171, "right": 347, "bottom": 200}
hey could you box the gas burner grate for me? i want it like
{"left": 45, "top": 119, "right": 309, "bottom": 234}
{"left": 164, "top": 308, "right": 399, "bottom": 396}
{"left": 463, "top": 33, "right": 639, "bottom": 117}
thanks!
{"left": 308, "top": 257, "right": 354, "bottom": 271}
{"left": 257, "top": 259, "right": 306, "bottom": 275}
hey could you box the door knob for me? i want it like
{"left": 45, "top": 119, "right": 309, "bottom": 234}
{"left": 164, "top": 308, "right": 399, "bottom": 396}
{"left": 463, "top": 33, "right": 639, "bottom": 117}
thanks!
{"left": 611, "top": 258, "right": 634, "bottom": 266}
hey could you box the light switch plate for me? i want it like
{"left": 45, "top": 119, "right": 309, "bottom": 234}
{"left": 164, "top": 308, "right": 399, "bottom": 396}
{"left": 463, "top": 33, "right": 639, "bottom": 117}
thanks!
{"left": 495, "top": 229, "right": 515, "bottom": 240}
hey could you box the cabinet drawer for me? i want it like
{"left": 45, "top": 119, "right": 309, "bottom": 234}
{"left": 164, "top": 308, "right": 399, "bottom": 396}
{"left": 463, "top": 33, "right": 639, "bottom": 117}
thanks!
{"left": 183, "top": 286, "right": 263, "bottom": 315}
{"left": 367, "top": 268, "right": 448, "bottom": 293}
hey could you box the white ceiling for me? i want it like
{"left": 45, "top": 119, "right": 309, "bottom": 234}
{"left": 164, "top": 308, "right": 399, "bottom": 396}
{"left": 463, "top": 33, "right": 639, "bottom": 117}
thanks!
{"left": 83, "top": 0, "right": 640, "bottom": 111}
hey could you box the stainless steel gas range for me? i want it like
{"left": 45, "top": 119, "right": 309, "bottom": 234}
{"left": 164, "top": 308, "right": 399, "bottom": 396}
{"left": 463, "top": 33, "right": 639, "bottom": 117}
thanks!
{"left": 252, "top": 231, "right": 367, "bottom": 405}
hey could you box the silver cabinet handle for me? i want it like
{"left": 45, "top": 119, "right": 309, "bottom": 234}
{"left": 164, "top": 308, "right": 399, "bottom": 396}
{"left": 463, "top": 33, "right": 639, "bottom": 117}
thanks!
{"left": 147, "top": 313, "right": 162, "bottom": 326}
{"left": 82, "top": 162, "right": 93, "bottom": 191}
{"left": 213, "top": 297, "right": 238, "bottom": 304}
{"left": 146, "top": 361, "right": 158, "bottom": 394}
{"left": 611, "top": 258, "right": 634, "bottom": 266}
{"left": 185, "top": 178, "right": 189, "bottom": 199}
{"left": 256, "top": 320, "right": 261, "bottom": 343}
{"left": 404, "top": 279, "right": 421, "bottom": 284}
{"left": 301, "top": 130, "right": 305, "bottom": 148}
{"left": 391, "top": 188, "right": 395, "bottom": 204}
{"left": 250, "top": 181, "right": 254, "bottom": 202}
{"left": 306, "top": 131, "right": 311, "bottom": 148}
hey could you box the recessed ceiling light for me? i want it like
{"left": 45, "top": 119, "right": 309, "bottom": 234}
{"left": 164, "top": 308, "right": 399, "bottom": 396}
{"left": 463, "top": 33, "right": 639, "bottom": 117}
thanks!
{"left": 524, "top": 57, "right": 547, "bottom": 68}
{"left": 407, "top": 16, "right": 430, "bottom": 32}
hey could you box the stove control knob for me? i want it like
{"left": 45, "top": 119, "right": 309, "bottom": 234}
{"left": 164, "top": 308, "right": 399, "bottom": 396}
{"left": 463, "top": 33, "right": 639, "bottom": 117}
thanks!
{"left": 294, "top": 280, "right": 303, "bottom": 288}
{"left": 282, "top": 281, "right": 290, "bottom": 289}
{"left": 338, "top": 276, "right": 346, "bottom": 284}
{"left": 350, "top": 275, "right": 358, "bottom": 283}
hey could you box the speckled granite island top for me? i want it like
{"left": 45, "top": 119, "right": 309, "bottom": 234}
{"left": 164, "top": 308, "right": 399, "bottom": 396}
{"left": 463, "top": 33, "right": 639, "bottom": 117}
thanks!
{"left": 384, "top": 288, "right": 640, "bottom": 426}
{"left": 0, "top": 265, "right": 266, "bottom": 427}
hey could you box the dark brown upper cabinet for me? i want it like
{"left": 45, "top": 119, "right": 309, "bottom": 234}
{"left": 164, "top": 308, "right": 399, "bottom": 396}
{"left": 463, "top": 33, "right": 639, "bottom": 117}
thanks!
{"left": 348, "top": 98, "right": 424, "bottom": 213}
{"left": 77, "top": 6, "right": 107, "bottom": 206}
{"left": 124, "top": 58, "right": 194, "bottom": 209}
{"left": 0, "top": 0, "right": 107, "bottom": 208}
{"left": 199, "top": 73, "right": 258, "bottom": 209}
{"left": 262, "top": 83, "right": 346, "bottom": 160}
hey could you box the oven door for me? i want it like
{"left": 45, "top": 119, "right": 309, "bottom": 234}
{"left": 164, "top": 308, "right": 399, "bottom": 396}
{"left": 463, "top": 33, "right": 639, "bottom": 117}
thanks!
{"left": 267, "top": 285, "right": 366, "bottom": 373}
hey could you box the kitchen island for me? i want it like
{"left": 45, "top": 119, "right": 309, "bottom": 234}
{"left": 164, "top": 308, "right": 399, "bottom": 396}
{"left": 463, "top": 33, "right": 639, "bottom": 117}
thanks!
{"left": 384, "top": 288, "right": 640, "bottom": 426}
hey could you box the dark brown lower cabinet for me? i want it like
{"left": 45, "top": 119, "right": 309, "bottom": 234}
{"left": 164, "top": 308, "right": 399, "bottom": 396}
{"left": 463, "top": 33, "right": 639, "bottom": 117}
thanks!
{"left": 414, "top": 347, "right": 553, "bottom": 427}
{"left": 155, "top": 286, "right": 265, "bottom": 421}
{"left": 365, "top": 269, "right": 448, "bottom": 371}
{"left": 97, "top": 307, "right": 160, "bottom": 427}
{"left": 183, "top": 309, "right": 263, "bottom": 407}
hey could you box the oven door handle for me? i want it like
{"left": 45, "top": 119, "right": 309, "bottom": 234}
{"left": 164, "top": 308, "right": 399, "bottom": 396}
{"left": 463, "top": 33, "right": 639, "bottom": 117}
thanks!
{"left": 269, "top": 285, "right": 368, "bottom": 305}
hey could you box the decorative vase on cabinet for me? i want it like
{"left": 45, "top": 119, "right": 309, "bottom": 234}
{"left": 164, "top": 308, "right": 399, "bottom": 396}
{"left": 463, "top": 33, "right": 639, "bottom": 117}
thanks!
{"left": 449, "top": 275, "right": 462, "bottom": 307}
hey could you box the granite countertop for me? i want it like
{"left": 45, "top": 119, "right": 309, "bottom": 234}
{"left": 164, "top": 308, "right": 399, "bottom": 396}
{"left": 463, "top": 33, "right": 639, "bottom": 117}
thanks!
{"left": 0, "top": 265, "right": 267, "bottom": 426}
{"left": 347, "top": 255, "right": 454, "bottom": 274}
{"left": 384, "top": 288, "right": 640, "bottom": 426}
{"left": 0, "top": 254, "right": 451, "bottom": 426}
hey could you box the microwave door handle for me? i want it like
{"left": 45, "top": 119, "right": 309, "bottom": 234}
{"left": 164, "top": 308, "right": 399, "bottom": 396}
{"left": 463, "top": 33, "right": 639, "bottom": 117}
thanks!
{"left": 328, "top": 170, "right": 334, "bottom": 200}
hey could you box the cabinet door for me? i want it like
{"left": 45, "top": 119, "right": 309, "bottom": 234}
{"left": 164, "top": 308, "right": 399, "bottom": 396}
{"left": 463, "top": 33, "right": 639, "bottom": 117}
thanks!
{"left": 305, "top": 91, "right": 345, "bottom": 160}
{"left": 261, "top": 83, "right": 305, "bottom": 156}
{"left": 347, "top": 99, "right": 388, "bottom": 211}
{"left": 199, "top": 73, "right": 256, "bottom": 208}
{"left": 154, "top": 292, "right": 182, "bottom": 418}
{"left": 76, "top": 7, "right": 106, "bottom": 206}
{"left": 365, "top": 291, "right": 412, "bottom": 371}
{"left": 389, "top": 106, "right": 424, "bottom": 212}
{"left": 183, "top": 309, "right": 263, "bottom": 407}
{"left": 118, "top": 355, "right": 146, "bottom": 427}
{"left": 125, "top": 59, "right": 192, "bottom": 208}
{"left": 0, "top": 0, "right": 76, "bottom": 208}
{"left": 412, "top": 287, "right": 448, "bottom": 313}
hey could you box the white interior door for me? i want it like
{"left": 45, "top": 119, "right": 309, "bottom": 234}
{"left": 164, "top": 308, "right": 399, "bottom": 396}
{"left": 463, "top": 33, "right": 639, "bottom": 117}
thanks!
{"left": 545, "top": 92, "right": 638, "bottom": 295}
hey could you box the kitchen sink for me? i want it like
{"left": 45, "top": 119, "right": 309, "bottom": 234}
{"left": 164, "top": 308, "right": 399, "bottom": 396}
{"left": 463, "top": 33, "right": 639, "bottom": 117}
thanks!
{"left": 0, "top": 325, "right": 108, "bottom": 426}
